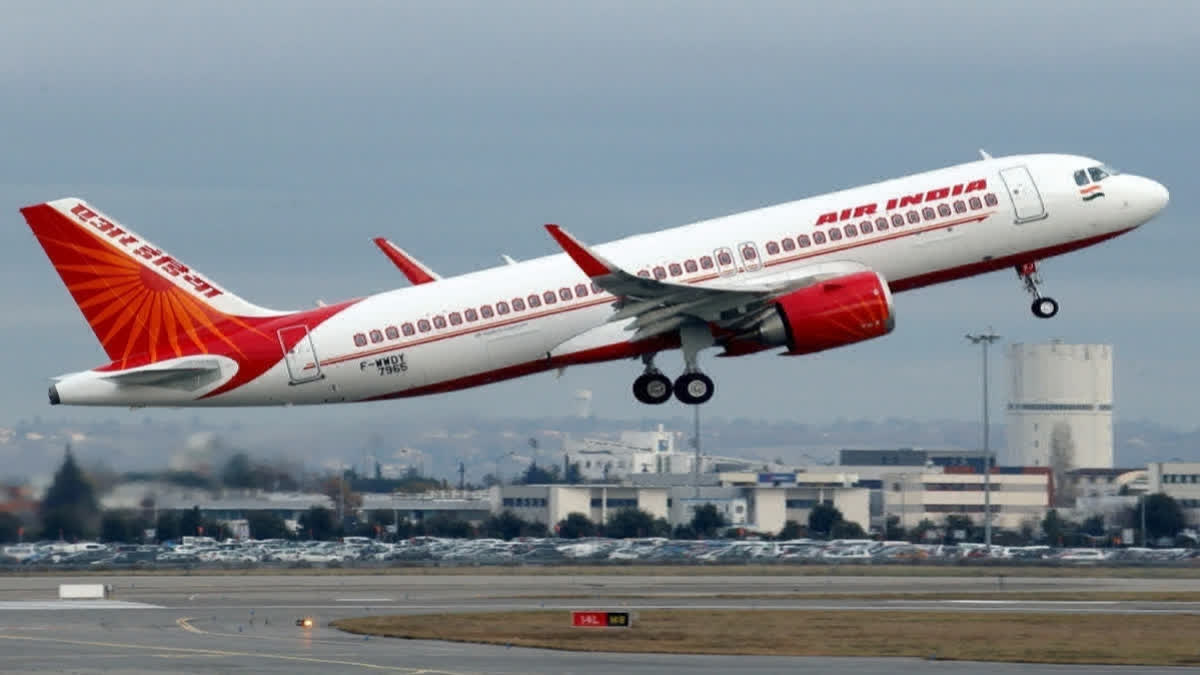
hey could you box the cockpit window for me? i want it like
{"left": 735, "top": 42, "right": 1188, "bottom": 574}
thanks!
{"left": 1088, "top": 166, "right": 1110, "bottom": 182}
{"left": 1074, "top": 170, "right": 1089, "bottom": 186}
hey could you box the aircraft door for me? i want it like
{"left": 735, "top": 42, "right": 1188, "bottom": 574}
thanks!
{"left": 278, "top": 325, "right": 323, "bottom": 384}
{"left": 714, "top": 247, "right": 738, "bottom": 277}
{"left": 999, "top": 166, "right": 1048, "bottom": 223}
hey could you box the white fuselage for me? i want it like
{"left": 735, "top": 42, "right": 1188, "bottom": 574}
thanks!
{"left": 52, "top": 153, "right": 1169, "bottom": 407}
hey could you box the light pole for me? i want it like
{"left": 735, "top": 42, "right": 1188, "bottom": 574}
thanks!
{"left": 966, "top": 329, "right": 1001, "bottom": 550}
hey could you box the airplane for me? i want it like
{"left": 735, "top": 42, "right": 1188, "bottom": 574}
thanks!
{"left": 20, "top": 152, "right": 1168, "bottom": 409}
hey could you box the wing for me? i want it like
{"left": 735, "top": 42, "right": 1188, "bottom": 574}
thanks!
{"left": 545, "top": 225, "right": 872, "bottom": 342}
{"left": 373, "top": 238, "right": 442, "bottom": 285}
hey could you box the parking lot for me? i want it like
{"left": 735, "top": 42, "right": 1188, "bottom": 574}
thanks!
{"left": 4, "top": 537, "right": 1199, "bottom": 571}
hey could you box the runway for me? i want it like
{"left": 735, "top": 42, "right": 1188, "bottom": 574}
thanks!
{"left": 1, "top": 574, "right": 1198, "bottom": 674}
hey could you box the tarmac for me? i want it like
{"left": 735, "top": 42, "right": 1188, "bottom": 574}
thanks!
{"left": 0, "top": 573, "right": 1198, "bottom": 674}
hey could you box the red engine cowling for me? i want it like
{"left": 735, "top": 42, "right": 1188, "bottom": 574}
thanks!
{"left": 752, "top": 270, "right": 895, "bottom": 355}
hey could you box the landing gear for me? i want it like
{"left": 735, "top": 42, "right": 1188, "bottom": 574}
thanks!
{"left": 1016, "top": 262, "right": 1059, "bottom": 319}
{"left": 632, "top": 372, "right": 672, "bottom": 405}
{"left": 631, "top": 323, "right": 718, "bottom": 406}
{"left": 674, "top": 372, "right": 715, "bottom": 405}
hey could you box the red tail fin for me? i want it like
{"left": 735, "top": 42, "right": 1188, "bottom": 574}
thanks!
{"left": 21, "top": 198, "right": 284, "bottom": 367}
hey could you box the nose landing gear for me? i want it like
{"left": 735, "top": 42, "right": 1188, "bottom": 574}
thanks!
{"left": 1017, "top": 262, "right": 1059, "bottom": 319}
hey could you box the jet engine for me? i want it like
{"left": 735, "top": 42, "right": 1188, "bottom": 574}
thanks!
{"left": 751, "top": 270, "right": 895, "bottom": 355}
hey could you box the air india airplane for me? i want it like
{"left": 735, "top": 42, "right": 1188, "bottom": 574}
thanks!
{"left": 21, "top": 152, "right": 1168, "bottom": 408}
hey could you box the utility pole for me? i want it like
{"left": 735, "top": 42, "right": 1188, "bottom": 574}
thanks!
{"left": 692, "top": 405, "right": 702, "bottom": 498}
{"left": 965, "top": 329, "right": 1001, "bottom": 551}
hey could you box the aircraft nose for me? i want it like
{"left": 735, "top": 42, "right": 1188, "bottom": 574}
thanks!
{"left": 1148, "top": 179, "right": 1169, "bottom": 214}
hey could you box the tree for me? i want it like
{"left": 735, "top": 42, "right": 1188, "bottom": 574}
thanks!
{"left": 556, "top": 512, "right": 597, "bottom": 539}
{"left": 806, "top": 503, "right": 842, "bottom": 538}
{"left": 1048, "top": 422, "right": 1076, "bottom": 507}
{"left": 245, "top": 511, "right": 291, "bottom": 540}
{"left": 179, "top": 506, "right": 204, "bottom": 538}
{"left": 1142, "top": 493, "right": 1186, "bottom": 541}
{"left": 0, "top": 512, "right": 23, "bottom": 544}
{"left": 482, "top": 510, "right": 527, "bottom": 540}
{"left": 519, "top": 461, "right": 560, "bottom": 485}
{"left": 40, "top": 446, "right": 100, "bottom": 541}
{"left": 884, "top": 515, "right": 905, "bottom": 541}
{"left": 1041, "top": 509, "right": 1067, "bottom": 546}
{"left": 421, "top": 513, "right": 472, "bottom": 538}
{"left": 155, "top": 512, "right": 180, "bottom": 542}
{"left": 691, "top": 503, "right": 727, "bottom": 538}
{"left": 831, "top": 520, "right": 866, "bottom": 539}
{"left": 909, "top": 518, "right": 939, "bottom": 543}
{"left": 605, "top": 508, "right": 660, "bottom": 539}
{"left": 564, "top": 462, "right": 583, "bottom": 485}
{"left": 777, "top": 520, "right": 803, "bottom": 540}
{"left": 943, "top": 514, "right": 977, "bottom": 544}
{"left": 1080, "top": 514, "right": 1106, "bottom": 538}
{"left": 672, "top": 523, "right": 696, "bottom": 539}
{"left": 100, "top": 510, "right": 146, "bottom": 543}
{"left": 298, "top": 506, "right": 338, "bottom": 540}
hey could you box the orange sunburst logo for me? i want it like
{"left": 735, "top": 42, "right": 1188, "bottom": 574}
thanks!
{"left": 27, "top": 206, "right": 267, "bottom": 368}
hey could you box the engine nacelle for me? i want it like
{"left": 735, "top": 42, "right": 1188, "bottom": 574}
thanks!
{"left": 754, "top": 270, "right": 895, "bottom": 355}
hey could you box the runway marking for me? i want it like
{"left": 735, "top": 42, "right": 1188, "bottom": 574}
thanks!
{"left": 945, "top": 600, "right": 1119, "bottom": 605}
{"left": 0, "top": 633, "right": 471, "bottom": 673}
{"left": 337, "top": 598, "right": 394, "bottom": 602}
{"left": 176, "top": 617, "right": 464, "bottom": 654}
{"left": 0, "top": 600, "right": 161, "bottom": 610}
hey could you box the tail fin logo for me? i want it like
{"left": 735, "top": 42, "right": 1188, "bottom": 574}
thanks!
{"left": 68, "top": 203, "right": 224, "bottom": 299}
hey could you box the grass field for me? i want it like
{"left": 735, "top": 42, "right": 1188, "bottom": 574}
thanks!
{"left": 5, "top": 564, "right": 1200, "bottom": 578}
{"left": 508, "top": 590, "right": 1200, "bottom": 602}
{"left": 333, "top": 609, "right": 1200, "bottom": 665}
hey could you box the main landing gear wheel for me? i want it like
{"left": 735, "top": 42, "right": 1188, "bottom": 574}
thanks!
{"left": 1032, "top": 297, "right": 1059, "bottom": 319}
{"left": 674, "top": 372, "right": 715, "bottom": 405}
{"left": 632, "top": 372, "right": 673, "bottom": 405}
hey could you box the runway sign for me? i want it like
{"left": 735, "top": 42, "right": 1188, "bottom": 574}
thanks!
{"left": 571, "top": 611, "right": 631, "bottom": 628}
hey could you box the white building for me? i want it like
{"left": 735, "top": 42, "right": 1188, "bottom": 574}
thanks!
{"left": 564, "top": 425, "right": 702, "bottom": 481}
{"left": 882, "top": 468, "right": 1052, "bottom": 531}
{"left": 1006, "top": 342, "right": 1113, "bottom": 469}
{"left": 1147, "top": 462, "right": 1200, "bottom": 527}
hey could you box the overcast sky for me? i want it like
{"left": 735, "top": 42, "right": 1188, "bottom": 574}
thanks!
{"left": 1, "top": 1, "right": 1196, "bottom": 430}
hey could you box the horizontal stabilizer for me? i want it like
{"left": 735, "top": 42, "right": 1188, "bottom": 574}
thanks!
{"left": 100, "top": 358, "right": 223, "bottom": 389}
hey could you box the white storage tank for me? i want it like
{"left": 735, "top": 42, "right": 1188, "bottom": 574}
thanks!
{"left": 1006, "top": 342, "right": 1113, "bottom": 469}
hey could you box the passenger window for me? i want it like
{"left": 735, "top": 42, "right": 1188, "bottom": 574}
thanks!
{"left": 495, "top": 302, "right": 509, "bottom": 315}
{"left": 465, "top": 309, "right": 478, "bottom": 322}
{"left": 1074, "top": 170, "right": 1089, "bottom": 186}
{"left": 637, "top": 270, "right": 651, "bottom": 278}
{"left": 969, "top": 197, "right": 983, "bottom": 209}
{"left": 812, "top": 231, "right": 826, "bottom": 245}
{"left": 511, "top": 298, "right": 525, "bottom": 311}
{"left": 741, "top": 245, "right": 757, "bottom": 260}
{"left": 543, "top": 291, "right": 557, "bottom": 304}
{"left": 668, "top": 263, "right": 682, "bottom": 277}
{"left": 559, "top": 288, "right": 572, "bottom": 301}
{"left": 480, "top": 305, "right": 494, "bottom": 319}
{"left": 953, "top": 200, "right": 966, "bottom": 214}
{"left": 653, "top": 266, "right": 667, "bottom": 280}
{"left": 922, "top": 207, "right": 936, "bottom": 220}
{"left": 449, "top": 313, "right": 462, "bottom": 326}
{"left": 984, "top": 193, "right": 999, "bottom": 207}
{"left": 590, "top": 282, "right": 601, "bottom": 294}
{"left": 433, "top": 315, "right": 447, "bottom": 329}
{"left": 684, "top": 259, "right": 699, "bottom": 272}
{"left": 875, "top": 217, "right": 889, "bottom": 231}
{"left": 385, "top": 326, "right": 399, "bottom": 340}
{"left": 844, "top": 224, "right": 858, "bottom": 237}
{"left": 781, "top": 238, "right": 795, "bottom": 251}
{"left": 717, "top": 251, "right": 733, "bottom": 266}
{"left": 907, "top": 211, "right": 920, "bottom": 224}
{"left": 860, "top": 220, "right": 873, "bottom": 234}
{"left": 369, "top": 330, "right": 383, "bottom": 343}
{"left": 891, "top": 214, "right": 905, "bottom": 227}
{"left": 828, "top": 228, "right": 842, "bottom": 241}
{"left": 402, "top": 323, "right": 416, "bottom": 336}
{"left": 938, "top": 204, "right": 951, "bottom": 217}
{"left": 574, "top": 283, "right": 589, "bottom": 297}
{"left": 527, "top": 294, "right": 541, "bottom": 308}
{"left": 766, "top": 241, "right": 780, "bottom": 255}
{"left": 700, "top": 256, "right": 714, "bottom": 269}
{"left": 418, "top": 319, "right": 431, "bottom": 333}
{"left": 353, "top": 333, "right": 367, "bottom": 347}
{"left": 797, "top": 234, "right": 812, "bottom": 247}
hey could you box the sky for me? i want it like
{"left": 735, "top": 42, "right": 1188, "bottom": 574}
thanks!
{"left": 1, "top": 1, "right": 1197, "bottom": 431}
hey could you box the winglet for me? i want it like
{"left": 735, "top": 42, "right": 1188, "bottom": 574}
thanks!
{"left": 373, "top": 238, "right": 441, "bottom": 285}
{"left": 544, "top": 224, "right": 614, "bottom": 278}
